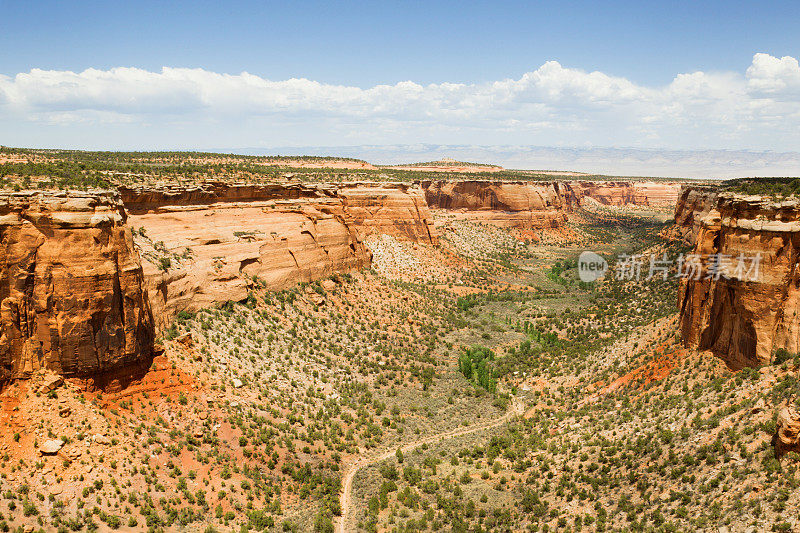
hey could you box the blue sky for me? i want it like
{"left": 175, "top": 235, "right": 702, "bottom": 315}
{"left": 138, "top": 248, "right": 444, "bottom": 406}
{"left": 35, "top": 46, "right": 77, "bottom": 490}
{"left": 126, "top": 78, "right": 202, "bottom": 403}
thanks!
{"left": 3, "top": 0, "right": 798, "bottom": 87}
{"left": 1, "top": 1, "right": 800, "bottom": 175}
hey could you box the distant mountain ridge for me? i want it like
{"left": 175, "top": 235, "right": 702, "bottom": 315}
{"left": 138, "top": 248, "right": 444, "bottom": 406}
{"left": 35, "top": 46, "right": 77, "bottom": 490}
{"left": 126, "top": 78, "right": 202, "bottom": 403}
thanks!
{"left": 244, "top": 145, "right": 800, "bottom": 178}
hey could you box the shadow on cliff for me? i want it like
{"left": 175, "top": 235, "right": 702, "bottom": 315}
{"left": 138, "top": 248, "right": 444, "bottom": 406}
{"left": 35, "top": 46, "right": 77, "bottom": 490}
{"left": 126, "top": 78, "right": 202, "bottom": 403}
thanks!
{"left": 69, "top": 343, "right": 164, "bottom": 393}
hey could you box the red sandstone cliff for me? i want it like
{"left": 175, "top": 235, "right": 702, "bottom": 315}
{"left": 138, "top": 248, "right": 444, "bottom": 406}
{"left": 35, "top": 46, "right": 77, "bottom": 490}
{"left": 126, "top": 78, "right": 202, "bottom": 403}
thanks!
{"left": 122, "top": 182, "right": 435, "bottom": 329}
{"left": 131, "top": 197, "right": 372, "bottom": 328}
{"left": 670, "top": 186, "right": 720, "bottom": 244}
{"left": 678, "top": 190, "right": 800, "bottom": 369}
{"left": 338, "top": 182, "right": 437, "bottom": 244}
{"left": 420, "top": 180, "right": 574, "bottom": 229}
{"left": 0, "top": 191, "right": 154, "bottom": 384}
{"left": 567, "top": 181, "right": 682, "bottom": 207}
{"left": 0, "top": 181, "right": 441, "bottom": 384}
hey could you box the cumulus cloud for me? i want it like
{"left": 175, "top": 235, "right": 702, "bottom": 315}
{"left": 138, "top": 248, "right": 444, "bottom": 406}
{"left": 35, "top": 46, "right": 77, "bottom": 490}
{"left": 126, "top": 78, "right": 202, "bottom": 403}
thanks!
{"left": 746, "top": 53, "right": 800, "bottom": 99}
{"left": 2, "top": 53, "right": 800, "bottom": 155}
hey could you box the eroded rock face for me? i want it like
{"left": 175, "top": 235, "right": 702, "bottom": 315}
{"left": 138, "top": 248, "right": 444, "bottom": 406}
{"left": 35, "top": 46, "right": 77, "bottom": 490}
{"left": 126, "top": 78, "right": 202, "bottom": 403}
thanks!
{"left": 670, "top": 186, "right": 720, "bottom": 244}
{"left": 124, "top": 182, "right": 437, "bottom": 329}
{"left": 132, "top": 198, "right": 372, "bottom": 329}
{"left": 0, "top": 192, "right": 154, "bottom": 384}
{"left": 420, "top": 180, "right": 682, "bottom": 230}
{"left": 338, "top": 182, "right": 437, "bottom": 244}
{"left": 678, "top": 190, "right": 800, "bottom": 368}
{"left": 567, "top": 181, "right": 682, "bottom": 207}
{"left": 119, "top": 182, "right": 323, "bottom": 212}
{"left": 421, "top": 180, "right": 574, "bottom": 229}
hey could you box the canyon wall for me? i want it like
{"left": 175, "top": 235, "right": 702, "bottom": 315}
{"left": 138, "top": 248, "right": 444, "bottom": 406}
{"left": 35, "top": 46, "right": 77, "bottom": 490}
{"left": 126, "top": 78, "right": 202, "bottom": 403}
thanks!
{"left": 420, "top": 180, "right": 682, "bottom": 227}
{"left": 678, "top": 189, "right": 800, "bottom": 369}
{"left": 0, "top": 178, "right": 695, "bottom": 385}
{"left": 670, "top": 186, "right": 720, "bottom": 244}
{"left": 420, "top": 180, "right": 574, "bottom": 229}
{"left": 129, "top": 197, "right": 372, "bottom": 329}
{"left": 0, "top": 182, "right": 439, "bottom": 383}
{"left": 566, "top": 181, "right": 682, "bottom": 207}
{"left": 337, "top": 183, "right": 437, "bottom": 244}
{"left": 419, "top": 179, "right": 682, "bottom": 229}
{"left": 123, "top": 181, "right": 435, "bottom": 329}
{"left": 0, "top": 192, "right": 154, "bottom": 384}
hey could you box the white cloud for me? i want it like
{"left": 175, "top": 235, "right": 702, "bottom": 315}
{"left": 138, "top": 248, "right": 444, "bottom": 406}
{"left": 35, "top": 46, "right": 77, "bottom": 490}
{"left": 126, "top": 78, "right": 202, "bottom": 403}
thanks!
{"left": 746, "top": 53, "right": 800, "bottom": 99}
{"left": 2, "top": 54, "right": 800, "bottom": 155}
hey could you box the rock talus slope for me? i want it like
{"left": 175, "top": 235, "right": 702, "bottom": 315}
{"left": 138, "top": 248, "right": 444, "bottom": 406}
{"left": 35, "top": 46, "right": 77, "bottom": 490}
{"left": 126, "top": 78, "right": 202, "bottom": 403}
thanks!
{"left": 0, "top": 192, "right": 154, "bottom": 385}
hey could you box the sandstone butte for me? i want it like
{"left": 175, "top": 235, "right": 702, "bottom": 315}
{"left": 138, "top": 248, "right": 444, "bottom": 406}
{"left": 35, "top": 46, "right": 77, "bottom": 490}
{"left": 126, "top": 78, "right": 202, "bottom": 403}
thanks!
{"left": 0, "top": 179, "right": 686, "bottom": 388}
{"left": 676, "top": 186, "right": 800, "bottom": 369}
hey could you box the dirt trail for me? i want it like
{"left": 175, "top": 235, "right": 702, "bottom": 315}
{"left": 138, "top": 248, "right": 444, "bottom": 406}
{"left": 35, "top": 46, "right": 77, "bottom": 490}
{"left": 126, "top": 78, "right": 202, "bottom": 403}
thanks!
{"left": 336, "top": 399, "right": 523, "bottom": 533}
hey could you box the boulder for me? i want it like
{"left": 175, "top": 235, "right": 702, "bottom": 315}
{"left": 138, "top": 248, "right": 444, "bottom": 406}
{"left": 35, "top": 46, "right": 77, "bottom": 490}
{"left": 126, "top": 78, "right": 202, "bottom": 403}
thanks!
{"left": 40, "top": 439, "right": 64, "bottom": 455}
{"left": 39, "top": 374, "right": 64, "bottom": 394}
{"left": 774, "top": 402, "right": 800, "bottom": 458}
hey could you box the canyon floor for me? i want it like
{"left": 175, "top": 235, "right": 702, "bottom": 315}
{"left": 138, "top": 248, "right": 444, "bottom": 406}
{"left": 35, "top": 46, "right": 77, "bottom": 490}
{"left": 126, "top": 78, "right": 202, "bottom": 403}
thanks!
{"left": 0, "top": 149, "right": 799, "bottom": 533}
{"left": 0, "top": 207, "right": 794, "bottom": 533}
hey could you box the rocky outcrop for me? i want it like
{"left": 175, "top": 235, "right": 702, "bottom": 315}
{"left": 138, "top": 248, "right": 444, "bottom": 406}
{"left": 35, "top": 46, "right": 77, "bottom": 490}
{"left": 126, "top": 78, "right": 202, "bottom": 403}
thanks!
{"left": 670, "top": 186, "right": 720, "bottom": 244}
{"left": 131, "top": 197, "right": 372, "bottom": 329}
{"left": 0, "top": 182, "right": 441, "bottom": 384}
{"left": 0, "top": 191, "right": 154, "bottom": 385}
{"left": 567, "top": 181, "right": 682, "bottom": 207}
{"left": 678, "top": 190, "right": 800, "bottom": 368}
{"left": 774, "top": 401, "right": 800, "bottom": 458}
{"left": 421, "top": 180, "right": 574, "bottom": 229}
{"left": 125, "top": 181, "right": 437, "bottom": 328}
{"left": 121, "top": 181, "right": 436, "bottom": 244}
{"left": 422, "top": 180, "right": 573, "bottom": 211}
{"left": 338, "top": 182, "right": 437, "bottom": 244}
{"left": 419, "top": 179, "right": 682, "bottom": 229}
{"left": 119, "top": 182, "right": 323, "bottom": 211}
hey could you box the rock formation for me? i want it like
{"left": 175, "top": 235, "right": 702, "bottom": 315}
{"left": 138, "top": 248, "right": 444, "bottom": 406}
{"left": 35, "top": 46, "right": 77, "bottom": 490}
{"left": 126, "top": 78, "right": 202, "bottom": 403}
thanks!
{"left": 0, "top": 191, "right": 154, "bottom": 385}
{"left": 0, "top": 182, "right": 440, "bottom": 385}
{"left": 131, "top": 197, "right": 372, "bottom": 329}
{"left": 0, "top": 178, "right": 690, "bottom": 387}
{"left": 567, "top": 181, "right": 682, "bottom": 207}
{"left": 774, "top": 401, "right": 800, "bottom": 458}
{"left": 338, "top": 182, "right": 437, "bottom": 244}
{"left": 421, "top": 180, "right": 574, "bottom": 229}
{"left": 678, "top": 190, "right": 800, "bottom": 368}
{"left": 419, "top": 180, "right": 682, "bottom": 230}
{"left": 123, "top": 181, "right": 436, "bottom": 329}
{"left": 670, "top": 186, "right": 720, "bottom": 244}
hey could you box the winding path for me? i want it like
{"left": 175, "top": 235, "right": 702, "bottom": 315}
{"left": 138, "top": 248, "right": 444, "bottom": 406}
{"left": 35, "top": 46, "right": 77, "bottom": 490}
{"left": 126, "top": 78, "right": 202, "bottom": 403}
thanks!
{"left": 336, "top": 399, "right": 523, "bottom": 533}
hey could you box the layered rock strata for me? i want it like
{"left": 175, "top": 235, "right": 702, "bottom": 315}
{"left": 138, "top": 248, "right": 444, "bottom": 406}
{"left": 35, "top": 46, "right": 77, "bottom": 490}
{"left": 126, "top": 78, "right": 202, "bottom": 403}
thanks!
{"left": 670, "top": 186, "right": 720, "bottom": 244}
{"left": 421, "top": 180, "right": 574, "bottom": 229}
{"left": 678, "top": 191, "right": 800, "bottom": 369}
{"left": 420, "top": 180, "right": 683, "bottom": 230}
{"left": 124, "top": 181, "right": 436, "bottom": 328}
{"left": 567, "top": 181, "right": 682, "bottom": 207}
{"left": 0, "top": 191, "right": 154, "bottom": 384}
{"left": 132, "top": 197, "right": 372, "bottom": 329}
